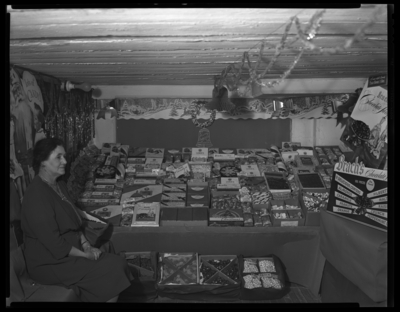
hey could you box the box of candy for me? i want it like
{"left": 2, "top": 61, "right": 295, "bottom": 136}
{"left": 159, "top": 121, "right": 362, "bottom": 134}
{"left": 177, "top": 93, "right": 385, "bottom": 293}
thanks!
{"left": 296, "top": 172, "right": 327, "bottom": 192}
{"left": 199, "top": 255, "right": 240, "bottom": 286}
{"left": 270, "top": 208, "right": 304, "bottom": 227}
{"left": 157, "top": 253, "right": 199, "bottom": 285}
{"left": 299, "top": 190, "right": 330, "bottom": 226}
{"left": 239, "top": 255, "right": 288, "bottom": 300}
{"left": 209, "top": 209, "right": 244, "bottom": 227}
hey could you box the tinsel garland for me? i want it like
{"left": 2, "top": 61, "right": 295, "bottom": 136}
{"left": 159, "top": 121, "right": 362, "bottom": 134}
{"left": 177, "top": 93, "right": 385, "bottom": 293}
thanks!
{"left": 219, "top": 6, "right": 384, "bottom": 95}
{"left": 191, "top": 101, "right": 217, "bottom": 128}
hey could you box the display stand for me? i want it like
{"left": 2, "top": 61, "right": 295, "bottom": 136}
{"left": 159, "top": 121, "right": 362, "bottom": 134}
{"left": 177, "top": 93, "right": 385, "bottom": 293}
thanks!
{"left": 110, "top": 226, "right": 325, "bottom": 297}
{"left": 319, "top": 206, "right": 387, "bottom": 304}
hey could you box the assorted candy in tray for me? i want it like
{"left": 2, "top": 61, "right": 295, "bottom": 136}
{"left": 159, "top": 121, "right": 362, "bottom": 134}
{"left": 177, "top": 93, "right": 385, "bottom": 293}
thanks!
{"left": 242, "top": 258, "right": 283, "bottom": 290}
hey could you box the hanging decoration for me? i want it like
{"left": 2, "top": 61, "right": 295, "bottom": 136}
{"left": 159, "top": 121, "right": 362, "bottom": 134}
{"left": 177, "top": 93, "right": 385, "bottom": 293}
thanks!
{"left": 189, "top": 100, "right": 217, "bottom": 128}
{"left": 217, "top": 6, "right": 385, "bottom": 97}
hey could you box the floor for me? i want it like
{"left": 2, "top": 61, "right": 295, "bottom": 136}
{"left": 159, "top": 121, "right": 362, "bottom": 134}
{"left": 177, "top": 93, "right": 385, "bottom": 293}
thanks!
{"left": 118, "top": 282, "right": 322, "bottom": 304}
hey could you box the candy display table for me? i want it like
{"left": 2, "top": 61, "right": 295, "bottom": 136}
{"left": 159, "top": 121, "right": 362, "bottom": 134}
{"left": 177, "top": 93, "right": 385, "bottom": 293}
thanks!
{"left": 110, "top": 225, "right": 325, "bottom": 297}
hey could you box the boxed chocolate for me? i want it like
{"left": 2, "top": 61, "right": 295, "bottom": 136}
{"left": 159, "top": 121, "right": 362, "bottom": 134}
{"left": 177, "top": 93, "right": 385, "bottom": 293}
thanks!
{"left": 187, "top": 181, "right": 209, "bottom": 195}
{"left": 131, "top": 202, "right": 160, "bottom": 227}
{"left": 294, "top": 155, "right": 319, "bottom": 168}
{"left": 296, "top": 172, "right": 327, "bottom": 192}
{"left": 145, "top": 148, "right": 164, "bottom": 158}
{"left": 191, "top": 208, "right": 208, "bottom": 226}
{"left": 144, "top": 157, "right": 163, "bottom": 170}
{"left": 209, "top": 209, "right": 244, "bottom": 226}
{"left": 160, "top": 201, "right": 186, "bottom": 208}
{"left": 177, "top": 208, "right": 192, "bottom": 224}
{"left": 101, "top": 143, "right": 121, "bottom": 155}
{"left": 191, "top": 147, "right": 209, "bottom": 162}
{"left": 162, "top": 183, "right": 187, "bottom": 193}
{"left": 120, "top": 184, "right": 163, "bottom": 205}
{"left": 77, "top": 198, "right": 120, "bottom": 208}
{"left": 160, "top": 207, "right": 178, "bottom": 226}
{"left": 270, "top": 208, "right": 304, "bottom": 227}
{"left": 161, "top": 193, "right": 186, "bottom": 201}
{"left": 186, "top": 193, "right": 209, "bottom": 207}
{"left": 164, "top": 148, "right": 183, "bottom": 163}
{"left": 264, "top": 172, "right": 291, "bottom": 193}
{"left": 128, "top": 147, "right": 147, "bottom": 158}
{"left": 299, "top": 190, "right": 330, "bottom": 226}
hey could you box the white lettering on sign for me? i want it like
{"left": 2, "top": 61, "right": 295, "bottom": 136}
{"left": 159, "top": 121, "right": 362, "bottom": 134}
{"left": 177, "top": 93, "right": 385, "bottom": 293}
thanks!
{"left": 367, "top": 188, "right": 387, "bottom": 198}
{"left": 365, "top": 213, "right": 388, "bottom": 227}
{"left": 335, "top": 191, "right": 357, "bottom": 205}
{"left": 366, "top": 209, "right": 387, "bottom": 218}
{"left": 333, "top": 206, "right": 353, "bottom": 214}
{"left": 372, "top": 203, "right": 387, "bottom": 210}
{"left": 334, "top": 155, "right": 387, "bottom": 181}
{"left": 371, "top": 196, "right": 387, "bottom": 203}
{"left": 336, "top": 200, "right": 357, "bottom": 209}
{"left": 337, "top": 185, "right": 357, "bottom": 198}
{"left": 335, "top": 174, "right": 363, "bottom": 196}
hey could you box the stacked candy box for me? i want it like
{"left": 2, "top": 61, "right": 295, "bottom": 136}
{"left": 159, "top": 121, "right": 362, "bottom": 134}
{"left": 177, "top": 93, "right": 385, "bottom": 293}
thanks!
{"left": 199, "top": 255, "right": 240, "bottom": 286}
{"left": 299, "top": 190, "right": 330, "bottom": 226}
{"left": 314, "top": 146, "right": 343, "bottom": 166}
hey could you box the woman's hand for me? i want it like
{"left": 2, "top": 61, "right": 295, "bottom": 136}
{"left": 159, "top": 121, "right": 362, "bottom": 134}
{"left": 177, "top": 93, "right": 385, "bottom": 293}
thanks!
{"left": 83, "top": 245, "right": 102, "bottom": 261}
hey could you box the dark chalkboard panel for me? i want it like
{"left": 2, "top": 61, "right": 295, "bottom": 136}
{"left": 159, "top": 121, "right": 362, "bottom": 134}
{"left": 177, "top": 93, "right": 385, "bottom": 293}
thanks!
{"left": 117, "top": 118, "right": 291, "bottom": 149}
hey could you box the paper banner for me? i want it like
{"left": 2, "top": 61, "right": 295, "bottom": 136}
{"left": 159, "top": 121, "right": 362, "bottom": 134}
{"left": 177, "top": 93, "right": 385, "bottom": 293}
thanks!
{"left": 113, "top": 94, "right": 350, "bottom": 120}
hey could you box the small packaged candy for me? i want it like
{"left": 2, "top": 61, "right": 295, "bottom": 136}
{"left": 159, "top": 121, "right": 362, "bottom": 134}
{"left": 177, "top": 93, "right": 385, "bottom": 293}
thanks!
{"left": 261, "top": 215, "right": 272, "bottom": 227}
{"left": 243, "top": 259, "right": 259, "bottom": 273}
{"left": 260, "top": 274, "right": 282, "bottom": 289}
{"left": 253, "top": 214, "right": 263, "bottom": 227}
{"left": 258, "top": 259, "right": 276, "bottom": 273}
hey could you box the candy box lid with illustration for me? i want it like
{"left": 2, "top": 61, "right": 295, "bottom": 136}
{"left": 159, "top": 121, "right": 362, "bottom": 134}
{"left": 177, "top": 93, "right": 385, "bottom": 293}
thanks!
{"left": 121, "top": 184, "right": 163, "bottom": 205}
{"left": 326, "top": 155, "right": 387, "bottom": 232}
{"left": 145, "top": 148, "right": 165, "bottom": 158}
{"left": 341, "top": 74, "right": 388, "bottom": 169}
{"left": 131, "top": 202, "right": 160, "bottom": 227}
{"left": 238, "top": 254, "right": 289, "bottom": 300}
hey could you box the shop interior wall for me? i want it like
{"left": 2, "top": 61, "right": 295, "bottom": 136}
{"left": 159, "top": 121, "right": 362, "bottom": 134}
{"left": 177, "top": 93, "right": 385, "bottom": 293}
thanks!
{"left": 93, "top": 80, "right": 364, "bottom": 149}
{"left": 116, "top": 118, "right": 291, "bottom": 148}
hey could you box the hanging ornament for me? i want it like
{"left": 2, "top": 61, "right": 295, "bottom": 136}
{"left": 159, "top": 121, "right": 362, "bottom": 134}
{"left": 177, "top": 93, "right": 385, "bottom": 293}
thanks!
{"left": 196, "top": 128, "right": 213, "bottom": 147}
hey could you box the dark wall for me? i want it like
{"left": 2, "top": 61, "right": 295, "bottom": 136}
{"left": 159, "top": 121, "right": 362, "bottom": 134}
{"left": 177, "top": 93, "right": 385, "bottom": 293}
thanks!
{"left": 117, "top": 118, "right": 290, "bottom": 148}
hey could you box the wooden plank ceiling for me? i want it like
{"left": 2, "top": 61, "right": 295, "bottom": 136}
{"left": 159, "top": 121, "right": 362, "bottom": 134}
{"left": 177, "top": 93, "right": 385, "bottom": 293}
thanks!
{"left": 9, "top": 5, "right": 388, "bottom": 87}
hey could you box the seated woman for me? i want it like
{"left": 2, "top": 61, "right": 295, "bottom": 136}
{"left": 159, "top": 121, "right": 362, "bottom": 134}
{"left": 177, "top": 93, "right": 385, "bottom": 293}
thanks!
{"left": 21, "top": 137, "right": 133, "bottom": 302}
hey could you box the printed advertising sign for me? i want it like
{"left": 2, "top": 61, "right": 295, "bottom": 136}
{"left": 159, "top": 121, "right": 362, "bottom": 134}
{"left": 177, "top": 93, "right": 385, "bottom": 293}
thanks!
{"left": 326, "top": 155, "right": 387, "bottom": 232}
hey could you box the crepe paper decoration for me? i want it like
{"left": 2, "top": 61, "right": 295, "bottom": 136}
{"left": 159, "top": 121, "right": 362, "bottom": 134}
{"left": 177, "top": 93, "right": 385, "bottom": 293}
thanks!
{"left": 196, "top": 128, "right": 213, "bottom": 148}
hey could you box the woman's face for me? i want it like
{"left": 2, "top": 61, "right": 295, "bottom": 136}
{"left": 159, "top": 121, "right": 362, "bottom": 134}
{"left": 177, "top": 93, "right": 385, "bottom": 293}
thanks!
{"left": 41, "top": 145, "right": 67, "bottom": 178}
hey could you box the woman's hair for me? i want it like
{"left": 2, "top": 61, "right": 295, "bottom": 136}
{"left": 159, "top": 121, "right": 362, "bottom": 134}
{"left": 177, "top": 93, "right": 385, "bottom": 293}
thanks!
{"left": 32, "top": 137, "right": 65, "bottom": 174}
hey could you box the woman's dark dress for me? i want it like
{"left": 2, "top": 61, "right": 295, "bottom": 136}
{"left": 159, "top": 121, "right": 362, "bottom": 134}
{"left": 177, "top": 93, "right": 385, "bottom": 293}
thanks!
{"left": 21, "top": 175, "right": 133, "bottom": 302}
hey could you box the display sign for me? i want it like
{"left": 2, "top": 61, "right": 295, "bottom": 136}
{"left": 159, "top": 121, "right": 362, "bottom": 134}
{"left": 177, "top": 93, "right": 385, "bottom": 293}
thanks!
{"left": 326, "top": 155, "right": 387, "bottom": 232}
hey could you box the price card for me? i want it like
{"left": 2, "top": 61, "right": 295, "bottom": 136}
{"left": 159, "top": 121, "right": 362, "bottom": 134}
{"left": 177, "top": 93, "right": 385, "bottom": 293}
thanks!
{"left": 214, "top": 153, "right": 235, "bottom": 161}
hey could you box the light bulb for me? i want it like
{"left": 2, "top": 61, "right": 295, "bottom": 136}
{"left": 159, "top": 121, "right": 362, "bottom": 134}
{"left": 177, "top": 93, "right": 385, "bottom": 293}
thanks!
{"left": 74, "top": 82, "right": 92, "bottom": 92}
